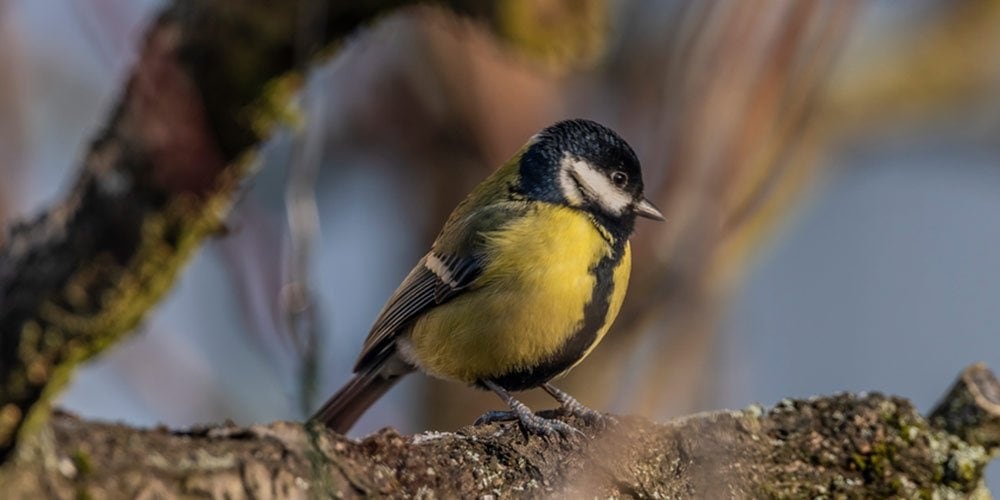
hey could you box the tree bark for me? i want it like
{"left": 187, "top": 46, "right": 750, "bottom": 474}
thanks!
{"left": 1, "top": 365, "right": 997, "bottom": 498}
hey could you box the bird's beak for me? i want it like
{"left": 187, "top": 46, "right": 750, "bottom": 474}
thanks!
{"left": 634, "top": 198, "right": 665, "bottom": 221}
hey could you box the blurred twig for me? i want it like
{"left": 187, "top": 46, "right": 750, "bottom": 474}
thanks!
{"left": 827, "top": 0, "right": 1000, "bottom": 134}
{"left": 279, "top": 0, "right": 330, "bottom": 418}
{"left": 283, "top": 90, "right": 324, "bottom": 417}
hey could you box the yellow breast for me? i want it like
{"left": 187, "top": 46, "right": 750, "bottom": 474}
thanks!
{"left": 402, "top": 205, "right": 631, "bottom": 385}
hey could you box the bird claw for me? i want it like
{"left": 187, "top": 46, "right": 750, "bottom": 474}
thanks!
{"left": 474, "top": 410, "right": 518, "bottom": 426}
{"left": 518, "top": 412, "right": 584, "bottom": 439}
{"left": 559, "top": 403, "right": 615, "bottom": 429}
{"left": 541, "top": 383, "right": 614, "bottom": 430}
{"left": 537, "top": 416, "right": 584, "bottom": 438}
{"left": 476, "top": 380, "right": 585, "bottom": 439}
{"left": 474, "top": 410, "right": 584, "bottom": 439}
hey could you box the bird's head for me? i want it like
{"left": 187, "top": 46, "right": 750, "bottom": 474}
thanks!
{"left": 518, "top": 119, "right": 664, "bottom": 234}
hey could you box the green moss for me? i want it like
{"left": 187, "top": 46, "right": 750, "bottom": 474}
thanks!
{"left": 16, "top": 181, "right": 251, "bottom": 448}
{"left": 852, "top": 452, "right": 867, "bottom": 471}
{"left": 494, "top": 0, "right": 608, "bottom": 71}
{"left": 763, "top": 393, "right": 995, "bottom": 497}
{"left": 72, "top": 449, "right": 93, "bottom": 476}
{"left": 247, "top": 73, "right": 304, "bottom": 139}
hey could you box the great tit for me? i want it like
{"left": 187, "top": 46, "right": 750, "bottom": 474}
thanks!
{"left": 311, "top": 119, "right": 663, "bottom": 436}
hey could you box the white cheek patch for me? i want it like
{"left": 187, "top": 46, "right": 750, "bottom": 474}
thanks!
{"left": 564, "top": 157, "right": 632, "bottom": 215}
{"left": 557, "top": 166, "right": 585, "bottom": 206}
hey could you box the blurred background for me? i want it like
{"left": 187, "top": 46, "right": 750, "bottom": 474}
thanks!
{"left": 1, "top": 0, "right": 998, "bottom": 486}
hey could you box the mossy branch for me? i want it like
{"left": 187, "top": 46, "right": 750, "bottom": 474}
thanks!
{"left": 2, "top": 365, "right": 997, "bottom": 497}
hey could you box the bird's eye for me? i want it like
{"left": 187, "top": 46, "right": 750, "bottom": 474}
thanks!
{"left": 610, "top": 171, "right": 628, "bottom": 187}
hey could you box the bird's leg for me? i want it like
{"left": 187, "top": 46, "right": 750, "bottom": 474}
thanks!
{"left": 542, "top": 383, "right": 613, "bottom": 426}
{"left": 475, "top": 380, "right": 582, "bottom": 438}
{"left": 474, "top": 410, "right": 518, "bottom": 424}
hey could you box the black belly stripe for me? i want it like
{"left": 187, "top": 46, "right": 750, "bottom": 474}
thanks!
{"left": 488, "top": 231, "right": 627, "bottom": 392}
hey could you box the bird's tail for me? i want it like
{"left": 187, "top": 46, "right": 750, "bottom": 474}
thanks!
{"left": 310, "top": 367, "right": 407, "bottom": 434}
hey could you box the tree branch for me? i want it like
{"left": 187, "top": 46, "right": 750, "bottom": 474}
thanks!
{"left": 0, "top": 0, "right": 491, "bottom": 464}
{"left": 2, "top": 365, "right": 997, "bottom": 497}
{"left": 930, "top": 362, "right": 1000, "bottom": 452}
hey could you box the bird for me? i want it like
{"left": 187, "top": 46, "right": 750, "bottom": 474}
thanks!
{"left": 311, "top": 118, "right": 663, "bottom": 437}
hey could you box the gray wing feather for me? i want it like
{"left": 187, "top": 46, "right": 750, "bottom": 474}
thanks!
{"left": 354, "top": 253, "right": 481, "bottom": 372}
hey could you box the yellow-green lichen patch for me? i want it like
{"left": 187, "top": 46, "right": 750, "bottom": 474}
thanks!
{"left": 247, "top": 72, "right": 305, "bottom": 139}
{"left": 494, "top": 0, "right": 608, "bottom": 72}
{"left": 762, "top": 393, "right": 991, "bottom": 498}
{"left": 15, "top": 179, "right": 246, "bottom": 448}
{"left": 71, "top": 448, "right": 93, "bottom": 477}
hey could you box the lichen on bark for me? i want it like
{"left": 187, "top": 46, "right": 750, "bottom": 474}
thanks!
{"left": 2, "top": 367, "right": 997, "bottom": 498}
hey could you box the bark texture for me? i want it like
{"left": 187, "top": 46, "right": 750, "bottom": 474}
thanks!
{"left": 2, "top": 365, "right": 997, "bottom": 498}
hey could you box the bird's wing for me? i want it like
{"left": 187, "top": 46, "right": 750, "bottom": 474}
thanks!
{"left": 352, "top": 202, "right": 528, "bottom": 373}
{"left": 353, "top": 252, "right": 482, "bottom": 372}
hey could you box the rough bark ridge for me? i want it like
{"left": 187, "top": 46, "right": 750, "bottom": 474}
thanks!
{"left": 2, "top": 365, "right": 997, "bottom": 498}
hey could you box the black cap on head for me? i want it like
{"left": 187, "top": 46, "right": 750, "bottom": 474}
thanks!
{"left": 517, "top": 119, "right": 661, "bottom": 236}
{"left": 519, "top": 119, "right": 644, "bottom": 203}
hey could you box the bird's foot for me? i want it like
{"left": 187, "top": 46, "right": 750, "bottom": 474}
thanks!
{"left": 515, "top": 411, "right": 583, "bottom": 438}
{"left": 543, "top": 383, "right": 617, "bottom": 429}
{"left": 476, "top": 379, "right": 584, "bottom": 439}
{"left": 474, "top": 410, "right": 517, "bottom": 425}
{"left": 474, "top": 409, "right": 582, "bottom": 438}
{"left": 560, "top": 399, "right": 609, "bottom": 426}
